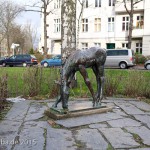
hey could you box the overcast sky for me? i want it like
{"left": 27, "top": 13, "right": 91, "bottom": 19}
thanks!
{"left": 14, "top": 0, "right": 41, "bottom": 47}
{"left": 15, "top": 0, "right": 41, "bottom": 27}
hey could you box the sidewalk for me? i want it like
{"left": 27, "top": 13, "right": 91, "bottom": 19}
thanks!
{"left": 0, "top": 98, "right": 150, "bottom": 150}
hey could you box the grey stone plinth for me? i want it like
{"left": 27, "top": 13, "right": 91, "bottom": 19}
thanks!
{"left": 56, "top": 112, "right": 123, "bottom": 128}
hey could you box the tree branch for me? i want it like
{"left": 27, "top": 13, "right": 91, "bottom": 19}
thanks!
{"left": 133, "top": 0, "right": 143, "bottom": 5}
{"left": 123, "top": 0, "right": 131, "bottom": 15}
{"left": 25, "top": 9, "right": 42, "bottom": 13}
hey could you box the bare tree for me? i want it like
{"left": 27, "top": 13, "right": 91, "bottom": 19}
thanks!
{"left": 0, "top": 0, "right": 24, "bottom": 56}
{"left": 0, "top": 1, "right": 7, "bottom": 56}
{"left": 9, "top": 24, "right": 25, "bottom": 54}
{"left": 8, "top": 22, "right": 37, "bottom": 54}
{"left": 25, "top": 0, "right": 53, "bottom": 58}
{"left": 121, "top": 0, "right": 143, "bottom": 49}
{"left": 22, "top": 23, "right": 38, "bottom": 52}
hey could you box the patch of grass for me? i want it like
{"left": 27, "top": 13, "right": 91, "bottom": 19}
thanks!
{"left": 107, "top": 144, "right": 114, "bottom": 150}
{"left": 132, "top": 133, "right": 143, "bottom": 145}
{"left": 0, "top": 67, "right": 150, "bottom": 101}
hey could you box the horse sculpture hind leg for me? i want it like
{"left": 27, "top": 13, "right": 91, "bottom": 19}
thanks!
{"left": 92, "top": 64, "right": 105, "bottom": 106}
{"left": 78, "top": 64, "right": 96, "bottom": 107}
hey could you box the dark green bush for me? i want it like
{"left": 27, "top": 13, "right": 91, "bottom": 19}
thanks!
{"left": 135, "top": 54, "right": 146, "bottom": 64}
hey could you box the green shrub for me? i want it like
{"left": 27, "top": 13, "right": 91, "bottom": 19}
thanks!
{"left": 135, "top": 54, "right": 146, "bottom": 64}
{"left": 0, "top": 68, "right": 150, "bottom": 99}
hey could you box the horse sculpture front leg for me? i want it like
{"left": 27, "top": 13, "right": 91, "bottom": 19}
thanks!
{"left": 98, "top": 65, "right": 105, "bottom": 104}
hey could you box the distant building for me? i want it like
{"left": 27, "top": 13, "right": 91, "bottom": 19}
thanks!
{"left": 39, "top": 0, "right": 150, "bottom": 56}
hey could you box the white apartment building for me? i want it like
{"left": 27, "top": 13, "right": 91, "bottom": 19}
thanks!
{"left": 39, "top": 0, "right": 150, "bottom": 56}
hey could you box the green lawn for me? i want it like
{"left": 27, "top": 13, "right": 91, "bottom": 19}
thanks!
{"left": 0, "top": 67, "right": 150, "bottom": 100}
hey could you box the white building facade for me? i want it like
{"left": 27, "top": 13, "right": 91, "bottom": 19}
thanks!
{"left": 39, "top": 0, "right": 150, "bottom": 56}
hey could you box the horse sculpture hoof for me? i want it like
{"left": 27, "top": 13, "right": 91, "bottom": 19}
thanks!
{"left": 62, "top": 108, "right": 69, "bottom": 114}
{"left": 52, "top": 104, "right": 57, "bottom": 108}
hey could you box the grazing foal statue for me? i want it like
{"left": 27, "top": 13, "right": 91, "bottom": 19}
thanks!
{"left": 52, "top": 47, "right": 107, "bottom": 110}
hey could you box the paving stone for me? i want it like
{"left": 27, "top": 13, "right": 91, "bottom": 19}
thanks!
{"left": 25, "top": 103, "right": 47, "bottom": 121}
{"left": 105, "top": 97, "right": 137, "bottom": 102}
{"left": 133, "top": 115, "right": 150, "bottom": 128}
{"left": 23, "top": 121, "right": 50, "bottom": 129}
{"left": 130, "top": 148, "right": 150, "bottom": 150}
{"left": 75, "top": 128, "right": 108, "bottom": 150}
{"left": 126, "top": 126, "right": 150, "bottom": 146}
{"left": 130, "top": 101, "right": 150, "bottom": 112}
{"left": 89, "top": 123, "right": 108, "bottom": 129}
{"left": 0, "top": 120, "right": 22, "bottom": 150}
{"left": 4, "top": 101, "right": 30, "bottom": 121}
{"left": 13, "top": 121, "right": 45, "bottom": 150}
{"left": 113, "top": 108, "right": 128, "bottom": 117}
{"left": 46, "top": 128, "right": 77, "bottom": 150}
{"left": 56, "top": 112, "right": 124, "bottom": 128}
{"left": 47, "top": 102, "right": 54, "bottom": 108}
{"left": 99, "top": 128, "right": 140, "bottom": 149}
{"left": 114, "top": 102, "right": 145, "bottom": 115}
{"left": 107, "top": 118, "right": 141, "bottom": 128}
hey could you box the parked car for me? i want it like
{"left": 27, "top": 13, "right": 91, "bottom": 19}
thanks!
{"left": 0, "top": 56, "right": 7, "bottom": 61}
{"left": 105, "top": 49, "right": 136, "bottom": 69}
{"left": 0, "top": 54, "right": 38, "bottom": 67}
{"left": 144, "top": 59, "right": 150, "bottom": 70}
{"left": 41, "top": 55, "right": 61, "bottom": 67}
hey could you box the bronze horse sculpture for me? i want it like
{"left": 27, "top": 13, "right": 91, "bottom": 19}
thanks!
{"left": 52, "top": 47, "right": 107, "bottom": 110}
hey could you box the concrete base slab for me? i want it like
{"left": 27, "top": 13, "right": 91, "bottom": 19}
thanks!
{"left": 45, "top": 103, "right": 113, "bottom": 120}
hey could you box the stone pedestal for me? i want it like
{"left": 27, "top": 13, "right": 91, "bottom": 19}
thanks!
{"left": 45, "top": 100, "right": 113, "bottom": 120}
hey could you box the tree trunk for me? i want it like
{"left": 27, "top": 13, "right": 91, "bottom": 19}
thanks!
{"left": 61, "top": 0, "right": 77, "bottom": 105}
{"left": 128, "top": 0, "right": 133, "bottom": 49}
{"left": 61, "top": 0, "right": 76, "bottom": 60}
{"left": 43, "top": 4, "right": 48, "bottom": 59}
{"left": 6, "top": 34, "right": 10, "bottom": 56}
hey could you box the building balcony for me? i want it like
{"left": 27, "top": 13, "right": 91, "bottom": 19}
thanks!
{"left": 132, "top": 28, "right": 144, "bottom": 38}
{"left": 115, "top": 1, "right": 144, "bottom": 14}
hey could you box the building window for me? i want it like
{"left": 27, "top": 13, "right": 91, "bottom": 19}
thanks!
{"left": 54, "top": 19, "right": 61, "bottom": 33}
{"left": 94, "top": 43, "right": 101, "bottom": 47}
{"left": 54, "top": 0, "right": 61, "bottom": 9}
{"left": 94, "top": 18, "right": 101, "bottom": 32}
{"left": 136, "top": 16, "right": 144, "bottom": 29}
{"left": 82, "top": 18, "right": 88, "bottom": 32}
{"left": 122, "top": 16, "right": 129, "bottom": 31}
{"left": 136, "top": 43, "right": 142, "bottom": 54}
{"left": 82, "top": 43, "right": 88, "bottom": 50}
{"left": 95, "top": 0, "right": 101, "bottom": 7}
{"left": 108, "top": 17, "right": 114, "bottom": 32}
{"left": 122, "top": 43, "right": 128, "bottom": 48}
{"left": 109, "top": 0, "right": 115, "bottom": 6}
{"left": 83, "top": 0, "right": 88, "bottom": 8}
